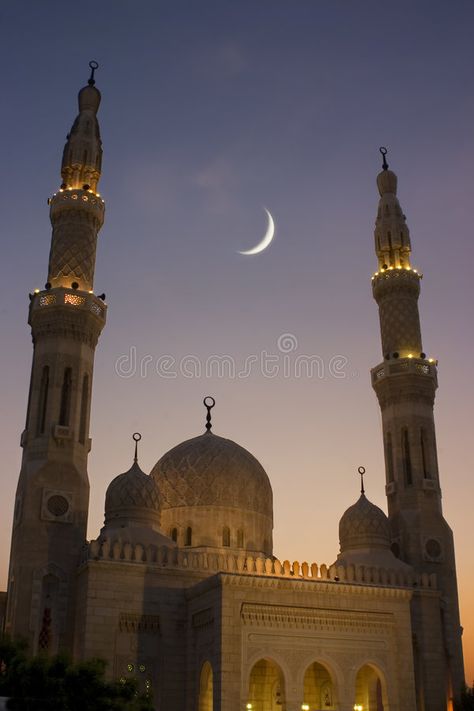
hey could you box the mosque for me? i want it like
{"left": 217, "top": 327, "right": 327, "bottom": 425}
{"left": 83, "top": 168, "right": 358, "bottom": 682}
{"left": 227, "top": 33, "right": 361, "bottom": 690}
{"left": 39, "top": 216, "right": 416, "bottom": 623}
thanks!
{"left": 0, "top": 65, "right": 465, "bottom": 711}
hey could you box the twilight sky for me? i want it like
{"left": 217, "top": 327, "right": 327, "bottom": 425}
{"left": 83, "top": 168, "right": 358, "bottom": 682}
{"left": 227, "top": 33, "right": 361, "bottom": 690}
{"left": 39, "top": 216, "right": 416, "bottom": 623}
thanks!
{"left": 1, "top": 0, "right": 474, "bottom": 682}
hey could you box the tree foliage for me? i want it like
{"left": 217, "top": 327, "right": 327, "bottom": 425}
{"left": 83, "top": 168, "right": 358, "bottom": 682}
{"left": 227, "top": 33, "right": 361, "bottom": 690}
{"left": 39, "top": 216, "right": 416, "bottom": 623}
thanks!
{"left": 454, "top": 683, "right": 474, "bottom": 711}
{"left": 0, "top": 637, "right": 153, "bottom": 711}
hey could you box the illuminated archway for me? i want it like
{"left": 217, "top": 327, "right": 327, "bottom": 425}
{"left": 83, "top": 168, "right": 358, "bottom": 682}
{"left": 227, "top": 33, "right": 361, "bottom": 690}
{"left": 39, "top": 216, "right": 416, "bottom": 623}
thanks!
{"left": 198, "top": 661, "right": 213, "bottom": 711}
{"left": 247, "top": 658, "right": 286, "bottom": 711}
{"left": 354, "top": 664, "right": 388, "bottom": 711}
{"left": 303, "top": 661, "right": 335, "bottom": 709}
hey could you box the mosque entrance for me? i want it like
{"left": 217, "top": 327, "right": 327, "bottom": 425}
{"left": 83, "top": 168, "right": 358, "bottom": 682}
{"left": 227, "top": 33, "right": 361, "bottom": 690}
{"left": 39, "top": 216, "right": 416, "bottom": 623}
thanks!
{"left": 302, "top": 661, "right": 335, "bottom": 709}
{"left": 354, "top": 664, "right": 387, "bottom": 711}
{"left": 247, "top": 658, "right": 286, "bottom": 711}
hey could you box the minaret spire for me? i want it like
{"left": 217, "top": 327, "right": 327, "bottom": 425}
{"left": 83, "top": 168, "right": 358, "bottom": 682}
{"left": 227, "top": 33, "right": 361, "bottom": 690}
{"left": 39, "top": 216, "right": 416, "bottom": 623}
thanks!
{"left": 373, "top": 147, "right": 412, "bottom": 271}
{"left": 60, "top": 61, "right": 102, "bottom": 192}
{"left": 47, "top": 62, "right": 105, "bottom": 292}
{"left": 372, "top": 152, "right": 422, "bottom": 360}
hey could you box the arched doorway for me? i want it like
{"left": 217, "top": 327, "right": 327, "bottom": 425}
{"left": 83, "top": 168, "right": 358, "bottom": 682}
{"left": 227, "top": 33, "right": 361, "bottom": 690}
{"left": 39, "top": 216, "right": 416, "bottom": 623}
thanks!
{"left": 199, "top": 661, "right": 213, "bottom": 711}
{"left": 247, "top": 658, "right": 286, "bottom": 711}
{"left": 354, "top": 664, "right": 387, "bottom": 711}
{"left": 303, "top": 661, "right": 335, "bottom": 709}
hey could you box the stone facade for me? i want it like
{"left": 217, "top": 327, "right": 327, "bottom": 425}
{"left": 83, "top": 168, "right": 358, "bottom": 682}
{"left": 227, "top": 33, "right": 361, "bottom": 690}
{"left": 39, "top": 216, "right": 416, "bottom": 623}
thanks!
{"left": 2, "top": 72, "right": 465, "bottom": 711}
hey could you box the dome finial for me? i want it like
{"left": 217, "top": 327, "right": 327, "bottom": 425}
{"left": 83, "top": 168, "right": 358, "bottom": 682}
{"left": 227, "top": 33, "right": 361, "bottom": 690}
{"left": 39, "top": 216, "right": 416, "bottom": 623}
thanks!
{"left": 203, "top": 396, "right": 216, "bottom": 432}
{"left": 358, "top": 466, "right": 366, "bottom": 495}
{"left": 88, "top": 60, "right": 99, "bottom": 86}
{"left": 379, "top": 146, "right": 389, "bottom": 171}
{"left": 133, "top": 432, "right": 142, "bottom": 463}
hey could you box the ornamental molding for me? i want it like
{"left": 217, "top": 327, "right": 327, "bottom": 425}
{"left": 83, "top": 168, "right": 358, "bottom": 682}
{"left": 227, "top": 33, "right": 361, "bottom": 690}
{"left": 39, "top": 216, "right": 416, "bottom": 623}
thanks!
{"left": 118, "top": 612, "right": 160, "bottom": 634}
{"left": 30, "top": 307, "right": 104, "bottom": 347}
{"left": 241, "top": 603, "right": 395, "bottom": 636}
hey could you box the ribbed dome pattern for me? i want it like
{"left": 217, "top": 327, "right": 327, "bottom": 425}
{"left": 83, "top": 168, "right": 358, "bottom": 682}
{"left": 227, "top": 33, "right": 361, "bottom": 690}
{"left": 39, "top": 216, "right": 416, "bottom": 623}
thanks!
{"left": 105, "top": 461, "right": 161, "bottom": 525}
{"left": 150, "top": 432, "right": 273, "bottom": 519}
{"left": 339, "top": 494, "right": 390, "bottom": 552}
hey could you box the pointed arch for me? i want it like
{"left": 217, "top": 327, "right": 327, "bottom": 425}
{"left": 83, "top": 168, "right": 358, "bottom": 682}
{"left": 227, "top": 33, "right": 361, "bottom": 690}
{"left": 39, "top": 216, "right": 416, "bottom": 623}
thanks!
{"left": 303, "top": 661, "right": 336, "bottom": 709}
{"left": 420, "top": 427, "right": 430, "bottom": 479}
{"left": 36, "top": 365, "right": 49, "bottom": 435}
{"left": 198, "top": 661, "right": 213, "bottom": 711}
{"left": 354, "top": 663, "right": 389, "bottom": 711}
{"left": 402, "top": 427, "right": 412, "bottom": 486}
{"left": 222, "top": 526, "right": 230, "bottom": 547}
{"left": 59, "top": 367, "right": 72, "bottom": 426}
{"left": 185, "top": 526, "right": 192, "bottom": 546}
{"left": 78, "top": 373, "right": 89, "bottom": 444}
{"left": 247, "top": 657, "right": 286, "bottom": 710}
{"left": 385, "top": 431, "right": 394, "bottom": 483}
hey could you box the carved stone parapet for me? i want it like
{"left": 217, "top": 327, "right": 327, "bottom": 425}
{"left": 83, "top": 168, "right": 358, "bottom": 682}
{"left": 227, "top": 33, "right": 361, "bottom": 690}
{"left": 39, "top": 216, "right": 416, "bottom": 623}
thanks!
{"left": 372, "top": 358, "right": 437, "bottom": 408}
{"left": 29, "top": 288, "right": 106, "bottom": 347}
{"left": 83, "top": 540, "right": 438, "bottom": 593}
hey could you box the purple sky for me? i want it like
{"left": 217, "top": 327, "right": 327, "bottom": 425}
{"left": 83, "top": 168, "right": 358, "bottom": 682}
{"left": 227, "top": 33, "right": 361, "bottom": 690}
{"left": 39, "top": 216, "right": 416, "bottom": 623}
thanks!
{"left": 1, "top": 0, "right": 474, "bottom": 681}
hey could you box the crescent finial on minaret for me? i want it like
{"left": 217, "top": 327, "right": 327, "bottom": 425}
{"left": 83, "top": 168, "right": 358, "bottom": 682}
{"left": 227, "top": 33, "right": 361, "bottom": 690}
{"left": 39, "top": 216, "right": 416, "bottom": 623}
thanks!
{"left": 379, "top": 146, "right": 389, "bottom": 171}
{"left": 88, "top": 60, "right": 99, "bottom": 86}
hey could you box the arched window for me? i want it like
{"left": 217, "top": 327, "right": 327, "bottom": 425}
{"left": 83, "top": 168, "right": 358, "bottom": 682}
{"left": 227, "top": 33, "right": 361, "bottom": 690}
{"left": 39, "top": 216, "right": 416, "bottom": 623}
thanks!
{"left": 185, "top": 527, "right": 192, "bottom": 546}
{"left": 78, "top": 374, "right": 89, "bottom": 444}
{"left": 385, "top": 432, "right": 394, "bottom": 483}
{"left": 237, "top": 529, "right": 244, "bottom": 548}
{"left": 37, "top": 573, "right": 59, "bottom": 654}
{"left": 420, "top": 428, "right": 430, "bottom": 479}
{"left": 36, "top": 366, "right": 49, "bottom": 435}
{"left": 222, "top": 526, "right": 230, "bottom": 547}
{"left": 171, "top": 528, "right": 178, "bottom": 543}
{"left": 402, "top": 428, "right": 412, "bottom": 486}
{"left": 199, "top": 661, "right": 213, "bottom": 711}
{"left": 59, "top": 368, "right": 72, "bottom": 426}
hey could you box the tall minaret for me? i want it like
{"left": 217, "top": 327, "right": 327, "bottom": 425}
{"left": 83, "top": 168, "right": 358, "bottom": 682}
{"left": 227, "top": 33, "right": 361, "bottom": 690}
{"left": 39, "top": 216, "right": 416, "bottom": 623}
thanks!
{"left": 4, "top": 63, "right": 107, "bottom": 653}
{"left": 371, "top": 149, "right": 464, "bottom": 709}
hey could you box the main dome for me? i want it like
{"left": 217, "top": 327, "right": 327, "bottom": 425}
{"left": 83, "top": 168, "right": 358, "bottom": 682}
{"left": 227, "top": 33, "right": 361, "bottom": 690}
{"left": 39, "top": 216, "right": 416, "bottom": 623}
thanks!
{"left": 150, "top": 431, "right": 273, "bottom": 519}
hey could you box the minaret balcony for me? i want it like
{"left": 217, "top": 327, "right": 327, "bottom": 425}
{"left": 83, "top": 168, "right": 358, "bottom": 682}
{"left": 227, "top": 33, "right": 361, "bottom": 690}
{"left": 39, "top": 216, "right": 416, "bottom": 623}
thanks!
{"left": 371, "top": 356, "right": 438, "bottom": 386}
{"left": 48, "top": 188, "right": 105, "bottom": 225}
{"left": 371, "top": 266, "right": 421, "bottom": 299}
{"left": 30, "top": 287, "right": 107, "bottom": 322}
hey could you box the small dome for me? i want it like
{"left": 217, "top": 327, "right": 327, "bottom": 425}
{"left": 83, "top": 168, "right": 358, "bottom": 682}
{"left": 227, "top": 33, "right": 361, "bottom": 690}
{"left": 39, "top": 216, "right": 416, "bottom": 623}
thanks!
{"left": 339, "top": 493, "right": 390, "bottom": 552}
{"left": 105, "top": 461, "right": 161, "bottom": 527}
{"left": 151, "top": 432, "right": 272, "bottom": 518}
{"left": 377, "top": 169, "right": 397, "bottom": 196}
{"left": 78, "top": 85, "right": 101, "bottom": 114}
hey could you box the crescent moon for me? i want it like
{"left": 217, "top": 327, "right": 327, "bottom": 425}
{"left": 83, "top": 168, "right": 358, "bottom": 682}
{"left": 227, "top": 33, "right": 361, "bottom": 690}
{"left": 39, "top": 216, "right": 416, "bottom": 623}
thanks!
{"left": 238, "top": 208, "right": 275, "bottom": 255}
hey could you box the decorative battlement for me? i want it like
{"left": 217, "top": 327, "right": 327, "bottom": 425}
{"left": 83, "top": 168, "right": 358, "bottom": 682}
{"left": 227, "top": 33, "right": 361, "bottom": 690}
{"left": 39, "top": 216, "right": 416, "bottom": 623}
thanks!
{"left": 83, "top": 540, "right": 437, "bottom": 591}
{"left": 371, "top": 357, "right": 437, "bottom": 386}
